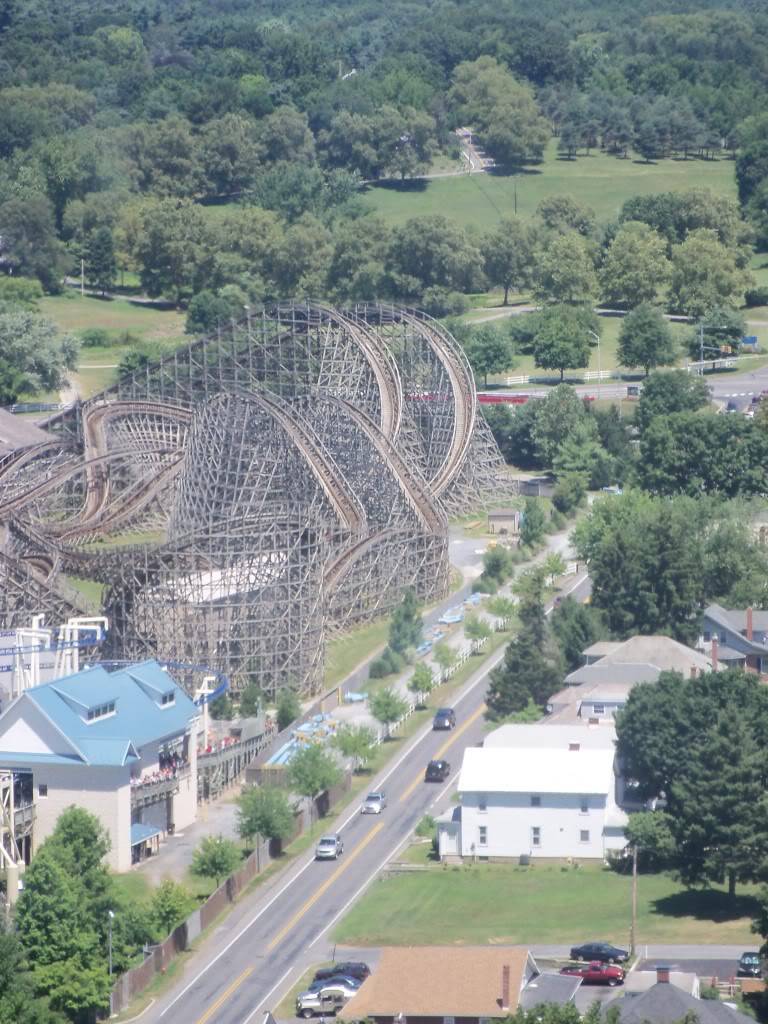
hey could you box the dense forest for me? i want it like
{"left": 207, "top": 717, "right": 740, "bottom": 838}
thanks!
{"left": 1, "top": 0, "right": 768, "bottom": 333}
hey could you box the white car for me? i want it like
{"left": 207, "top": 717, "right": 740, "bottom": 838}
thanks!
{"left": 315, "top": 833, "right": 344, "bottom": 860}
{"left": 361, "top": 791, "right": 387, "bottom": 814}
{"left": 296, "top": 981, "right": 359, "bottom": 1018}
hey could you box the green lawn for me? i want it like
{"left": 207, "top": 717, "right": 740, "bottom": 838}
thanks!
{"left": 334, "top": 858, "right": 758, "bottom": 947}
{"left": 41, "top": 294, "right": 186, "bottom": 342}
{"left": 325, "top": 619, "right": 390, "bottom": 688}
{"left": 360, "top": 141, "right": 737, "bottom": 231}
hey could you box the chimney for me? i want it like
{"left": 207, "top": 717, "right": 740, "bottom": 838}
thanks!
{"left": 656, "top": 966, "right": 671, "bottom": 985}
{"left": 711, "top": 636, "right": 718, "bottom": 671}
{"left": 501, "top": 964, "right": 511, "bottom": 1011}
{"left": 689, "top": 666, "right": 697, "bottom": 679}
{"left": 747, "top": 607, "right": 754, "bottom": 642}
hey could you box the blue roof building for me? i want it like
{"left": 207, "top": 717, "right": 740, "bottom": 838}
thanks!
{"left": 0, "top": 661, "right": 200, "bottom": 871}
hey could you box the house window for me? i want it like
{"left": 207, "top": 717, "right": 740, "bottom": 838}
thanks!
{"left": 38, "top": 784, "right": 48, "bottom": 798}
{"left": 580, "top": 797, "right": 589, "bottom": 814}
{"left": 592, "top": 703, "right": 606, "bottom": 716}
{"left": 479, "top": 826, "right": 488, "bottom": 846}
{"left": 569, "top": 742, "right": 580, "bottom": 751}
{"left": 580, "top": 829, "right": 590, "bottom": 843}
{"left": 703, "top": 630, "right": 711, "bottom": 642}
{"left": 160, "top": 692, "right": 175, "bottom": 706}
{"left": 85, "top": 700, "right": 116, "bottom": 722}
{"left": 478, "top": 793, "right": 487, "bottom": 812}
{"left": 531, "top": 826, "right": 541, "bottom": 847}
{"left": 530, "top": 795, "right": 541, "bottom": 807}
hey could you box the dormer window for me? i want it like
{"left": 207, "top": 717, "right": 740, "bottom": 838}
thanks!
{"left": 86, "top": 701, "right": 116, "bottom": 722}
{"left": 160, "top": 691, "right": 175, "bottom": 707}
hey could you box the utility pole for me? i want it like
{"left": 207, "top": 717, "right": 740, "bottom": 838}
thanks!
{"left": 80, "top": 258, "right": 85, "bottom": 297}
{"left": 588, "top": 329, "right": 602, "bottom": 398}
{"left": 629, "top": 844, "right": 638, "bottom": 955}
{"left": 108, "top": 909, "right": 115, "bottom": 976}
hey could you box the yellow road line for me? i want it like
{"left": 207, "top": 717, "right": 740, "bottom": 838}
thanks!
{"left": 399, "top": 702, "right": 486, "bottom": 803}
{"left": 194, "top": 965, "right": 254, "bottom": 1024}
{"left": 266, "top": 822, "right": 385, "bottom": 952}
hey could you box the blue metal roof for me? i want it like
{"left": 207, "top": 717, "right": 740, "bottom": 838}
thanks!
{"left": 131, "top": 822, "right": 162, "bottom": 845}
{"left": 10, "top": 660, "right": 197, "bottom": 767}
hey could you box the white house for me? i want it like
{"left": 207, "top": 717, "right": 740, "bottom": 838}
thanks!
{"left": 438, "top": 725, "right": 627, "bottom": 862}
{"left": 0, "top": 660, "right": 199, "bottom": 871}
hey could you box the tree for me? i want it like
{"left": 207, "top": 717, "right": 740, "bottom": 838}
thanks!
{"left": 277, "top": 689, "right": 301, "bottom": 730}
{"left": 542, "top": 552, "right": 567, "bottom": 585}
{"left": 482, "top": 217, "right": 534, "bottom": 305}
{"left": 432, "top": 641, "right": 457, "bottom": 678}
{"left": 190, "top": 835, "right": 241, "bottom": 888}
{"left": 531, "top": 304, "right": 594, "bottom": 380}
{"left": 552, "top": 472, "right": 588, "bottom": 515}
{"left": 388, "top": 215, "right": 483, "bottom": 299}
{"left": 286, "top": 744, "right": 342, "bottom": 800}
{"left": 151, "top": 880, "right": 194, "bottom": 937}
{"left": 551, "top": 597, "right": 604, "bottom": 671}
{"left": 84, "top": 226, "right": 116, "bottom": 294}
{"left": 239, "top": 684, "right": 262, "bottom": 718}
{"left": 520, "top": 497, "right": 546, "bottom": 547}
{"left": 531, "top": 384, "right": 592, "bottom": 464}
{"left": 464, "top": 614, "right": 492, "bottom": 653}
{"left": 0, "top": 916, "right": 64, "bottom": 1024}
{"left": 0, "top": 311, "right": 78, "bottom": 404}
{"left": 487, "top": 596, "right": 516, "bottom": 628}
{"left": 486, "top": 631, "right": 560, "bottom": 719}
{"left": 463, "top": 325, "right": 514, "bottom": 387}
{"left": 389, "top": 588, "right": 423, "bottom": 655}
{"left": 536, "top": 195, "right": 595, "bottom": 236}
{"left": 208, "top": 692, "right": 234, "bottom": 720}
{"left": 624, "top": 811, "right": 677, "bottom": 871}
{"left": 408, "top": 663, "right": 434, "bottom": 707}
{"left": 617, "top": 303, "right": 676, "bottom": 375}
{"left": 0, "top": 195, "right": 67, "bottom": 291}
{"left": 552, "top": 419, "right": 613, "bottom": 489}
{"left": 130, "top": 198, "right": 214, "bottom": 303}
{"left": 599, "top": 222, "right": 671, "bottom": 308}
{"left": 237, "top": 785, "right": 295, "bottom": 845}
{"left": 257, "top": 106, "right": 316, "bottom": 166}
{"left": 513, "top": 566, "right": 549, "bottom": 648}
{"left": 332, "top": 724, "right": 378, "bottom": 772}
{"left": 369, "top": 686, "right": 410, "bottom": 739}
{"left": 186, "top": 290, "right": 241, "bottom": 335}
{"left": 634, "top": 369, "right": 710, "bottom": 433}
{"left": 534, "top": 232, "right": 598, "bottom": 305}
{"left": 668, "top": 228, "right": 749, "bottom": 318}
{"left": 686, "top": 305, "right": 747, "bottom": 360}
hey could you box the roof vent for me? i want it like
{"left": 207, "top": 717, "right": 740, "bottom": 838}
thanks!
{"left": 569, "top": 742, "right": 580, "bottom": 751}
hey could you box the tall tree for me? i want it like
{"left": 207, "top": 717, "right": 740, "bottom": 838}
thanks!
{"left": 534, "top": 232, "right": 598, "bottom": 305}
{"left": 551, "top": 597, "right": 605, "bottom": 671}
{"left": 634, "top": 369, "right": 711, "bottom": 433}
{"left": 600, "top": 222, "right": 671, "bottom": 308}
{"left": 389, "top": 588, "right": 423, "bottom": 655}
{"left": 332, "top": 724, "right": 378, "bottom": 772}
{"left": 190, "top": 835, "right": 241, "bottom": 888}
{"left": 483, "top": 217, "right": 534, "bottom": 305}
{"left": 486, "top": 631, "right": 560, "bottom": 719}
{"left": 531, "top": 304, "right": 593, "bottom": 381}
{"left": 617, "top": 303, "right": 676, "bottom": 375}
{"left": 237, "top": 786, "right": 295, "bottom": 845}
{"left": 84, "top": 226, "right": 117, "bottom": 294}
{"left": 286, "top": 744, "right": 342, "bottom": 799}
{"left": 0, "top": 195, "right": 67, "bottom": 291}
{"left": 369, "top": 687, "right": 410, "bottom": 739}
{"left": 668, "top": 228, "right": 749, "bottom": 318}
{"left": 463, "top": 325, "right": 514, "bottom": 387}
{"left": 0, "top": 311, "right": 78, "bottom": 404}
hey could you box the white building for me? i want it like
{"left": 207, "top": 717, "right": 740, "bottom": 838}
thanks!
{"left": 438, "top": 724, "right": 627, "bottom": 862}
{"left": 0, "top": 660, "right": 199, "bottom": 872}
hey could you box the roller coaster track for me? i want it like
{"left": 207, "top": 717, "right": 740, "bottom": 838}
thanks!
{"left": 0, "top": 438, "right": 77, "bottom": 483}
{"left": 324, "top": 528, "right": 394, "bottom": 593}
{"left": 230, "top": 389, "right": 367, "bottom": 533}
{"left": 398, "top": 310, "right": 477, "bottom": 496}
{"left": 311, "top": 303, "right": 404, "bottom": 442}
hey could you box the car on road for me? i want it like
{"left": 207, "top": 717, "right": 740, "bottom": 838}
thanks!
{"left": 432, "top": 707, "right": 456, "bottom": 730}
{"left": 425, "top": 759, "right": 450, "bottom": 782}
{"left": 314, "top": 962, "right": 371, "bottom": 983}
{"left": 737, "top": 952, "right": 762, "bottom": 978}
{"left": 296, "top": 980, "right": 359, "bottom": 1017}
{"left": 361, "top": 791, "right": 387, "bottom": 814}
{"left": 569, "top": 942, "right": 629, "bottom": 964}
{"left": 560, "top": 961, "right": 625, "bottom": 986}
{"left": 315, "top": 834, "right": 344, "bottom": 860}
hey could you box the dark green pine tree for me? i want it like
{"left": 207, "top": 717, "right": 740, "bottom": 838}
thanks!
{"left": 486, "top": 631, "right": 561, "bottom": 719}
{"left": 85, "top": 227, "right": 117, "bottom": 294}
{"left": 389, "top": 588, "right": 423, "bottom": 654}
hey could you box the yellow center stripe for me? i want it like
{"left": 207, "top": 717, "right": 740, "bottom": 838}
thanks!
{"left": 266, "top": 821, "right": 385, "bottom": 952}
{"left": 194, "top": 965, "right": 254, "bottom": 1024}
{"left": 399, "top": 703, "right": 486, "bottom": 804}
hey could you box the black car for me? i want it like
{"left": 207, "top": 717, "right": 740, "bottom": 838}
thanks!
{"left": 570, "top": 942, "right": 629, "bottom": 964}
{"left": 737, "top": 952, "right": 762, "bottom": 978}
{"left": 432, "top": 707, "right": 456, "bottom": 730}
{"left": 313, "top": 962, "right": 370, "bottom": 983}
{"left": 425, "top": 759, "right": 451, "bottom": 782}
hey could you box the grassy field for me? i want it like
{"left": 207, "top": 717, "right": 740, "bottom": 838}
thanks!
{"left": 324, "top": 620, "right": 390, "bottom": 688}
{"left": 360, "top": 141, "right": 737, "bottom": 231}
{"left": 333, "top": 856, "right": 758, "bottom": 947}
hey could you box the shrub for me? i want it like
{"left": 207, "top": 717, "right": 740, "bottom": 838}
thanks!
{"left": 80, "top": 327, "right": 111, "bottom": 347}
{"left": 745, "top": 288, "right": 768, "bottom": 308}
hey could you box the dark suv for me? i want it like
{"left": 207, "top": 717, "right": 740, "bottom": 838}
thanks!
{"left": 425, "top": 759, "right": 451, "bottom": 782}
{"left": 433, "top": 708, "right": 456, "bottom": 730}
{"left": 737, "top": 952, "right": 762, "bottom": 978}
{"left": 570, "top": 942, "right": 629, "bottom": 964}
{"left": 314, "top": 962, "right": 370, "bottom": 983}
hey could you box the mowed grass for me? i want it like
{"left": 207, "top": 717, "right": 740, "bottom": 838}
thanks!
{"left": 360, "top": 140, "right": 737, "bottom": 231}
{"left": 333, "top": 859, "right": 758, "bottom": 947}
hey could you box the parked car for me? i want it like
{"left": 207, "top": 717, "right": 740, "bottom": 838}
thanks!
{"left": 361, "top": 791, "right": 387, "bottom": 814}
{"left": 315, "top": 834, "right": 344, "bottom": 860}
{"left": 296, "top": 981, "right": 358, "bottom": 1018}
{"left": 425, "top": 759, "right": 450, "bottom": 782}
{"left": 569, "top": 942, "right": 629, "bottom": 964}
{"left": 314, "top": 962, "right": 371, "bottom": 983}
{"left": 308, "top": 975, "right": 362, "bottom": 992}
{"left": 560, "top": 961, "right": 625, "bottom": 986}
{"left": 432, "top": 707, "right": 456, "bottom": 730}
{"left": 737, "top": 952, "right": 762, "bottom": 978}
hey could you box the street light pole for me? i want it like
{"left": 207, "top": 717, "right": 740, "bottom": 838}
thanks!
{"left": 108, "top": 909, "right": 114, "bottom": 977}
{"left": 629, "top": 844, "right": 638, "bottom": 955}
{"left": 588, "top": 329, "right": 602, "bottom": 399}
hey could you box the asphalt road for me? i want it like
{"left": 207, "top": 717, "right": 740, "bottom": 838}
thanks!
{"left": 147, "top": 581, "right": 583, "bottom": 1024}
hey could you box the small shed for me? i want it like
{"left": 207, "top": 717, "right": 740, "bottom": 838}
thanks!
{"left": 487, "top": 508, "right": 520, "bottom": 535}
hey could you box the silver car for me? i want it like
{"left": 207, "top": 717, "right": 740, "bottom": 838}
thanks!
{"left": 315, "top": 833, "right": 344, "bottom": 860}
{"left": 361, "top": 791, "right": 387, "bottom": 814}
{"left": 296, "top": 982, "right": 357, "bottom": 1018}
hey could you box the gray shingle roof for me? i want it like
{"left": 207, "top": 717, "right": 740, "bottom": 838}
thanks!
{"left": 608, "top": 982, "right": 755, "bottom": 1024}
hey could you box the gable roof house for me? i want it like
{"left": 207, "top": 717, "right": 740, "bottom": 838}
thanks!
{"left": 437, "top": 724, "right": 626, "bottom": 863}
{"left": 0, "top": 660, "right": 199, "bottom": 871}
{"left": 607, "top": 973, "right": 755, "bottom": 1024}
{"left": 701, "top": 605, "right": 768, "bottom": 673}
{"left": 342, "top": 946, "right": 580, "bottom": 1024}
